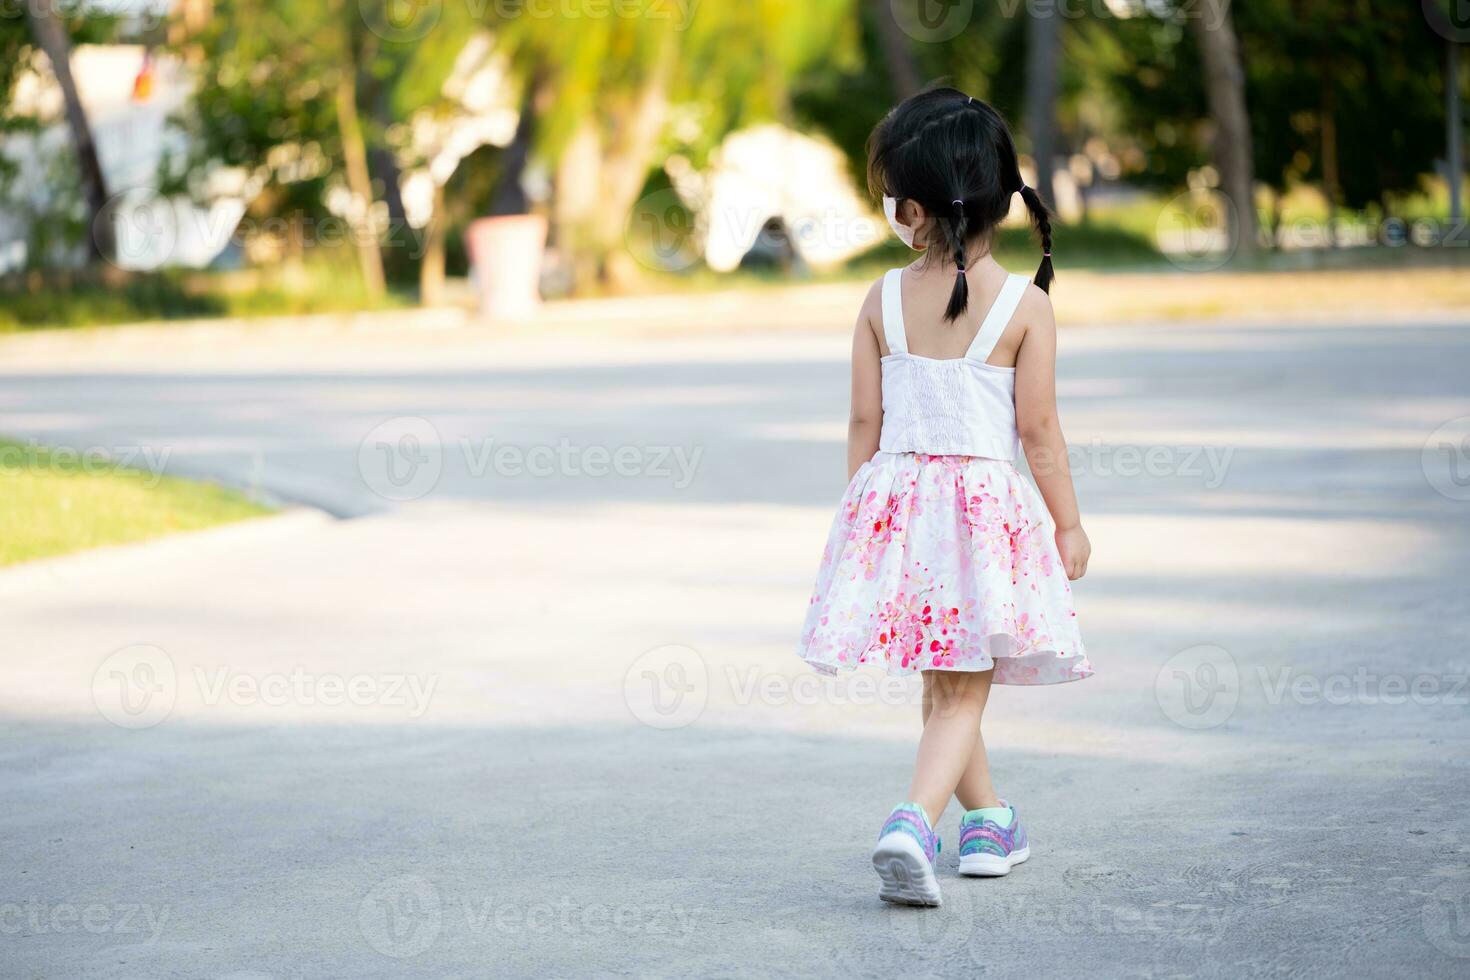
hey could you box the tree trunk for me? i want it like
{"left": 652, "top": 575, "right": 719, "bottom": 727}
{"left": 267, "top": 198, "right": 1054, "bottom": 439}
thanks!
{"left": 1319, "top": 61, "right": 1339, "bottom": 248}
{"left": 25, "top": 2, "right": 113, "bottom": 263}
{"left": 1449, "top": 39, "right": 1464, "bottom": 228}
{"left": 334, "top": 69, "right": 387, "bottom": 298}
{"left": 1024, "top": 6, "right": 1062, "bottom": 210}
{"left": 870, "top": 0, "right": 921, "bottom": 101}
{"left": 595, "top": 39, "right": 675, "bottom": 290}
{"left": 1190, "top": 0, "right": 1259, "bottom": 258}
{"left": 419, "top": 181, "right": 446, "bottom": 306}
{"left": 554, "top": 35, "right": 675, "bottom": 293}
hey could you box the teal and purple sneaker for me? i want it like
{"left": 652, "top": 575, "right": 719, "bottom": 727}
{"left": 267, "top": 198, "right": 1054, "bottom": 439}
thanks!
{"left": 957, "top": 803, "right": 1029, "bottom": 877}
{"left": 872, "top": 803, "right": 942, "bottom": 906}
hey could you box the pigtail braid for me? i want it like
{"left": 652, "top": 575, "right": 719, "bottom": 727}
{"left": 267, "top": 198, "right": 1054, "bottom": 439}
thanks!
{"left": 1018, "top": 184, "right": 1054, "bottom": 293}
{"left": 943, "top": 199, "right": 970, "bottom": 321}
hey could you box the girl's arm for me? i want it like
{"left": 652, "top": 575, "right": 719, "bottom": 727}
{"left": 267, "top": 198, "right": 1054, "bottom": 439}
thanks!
{"left": 848, "top": 284, "right": 885, "bottom": 479}
{"left": 1014, "top": 290, "right": 1090, "bottom": 580}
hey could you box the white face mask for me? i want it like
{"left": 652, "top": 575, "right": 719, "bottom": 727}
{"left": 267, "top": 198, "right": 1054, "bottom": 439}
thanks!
{"left": 883, "top": 195, "right": 925, "bottom": 251}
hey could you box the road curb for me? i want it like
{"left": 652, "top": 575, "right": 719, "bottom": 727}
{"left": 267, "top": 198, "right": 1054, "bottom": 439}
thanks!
{"left": 0, "top": 507, "right": 334, "bottom": 597}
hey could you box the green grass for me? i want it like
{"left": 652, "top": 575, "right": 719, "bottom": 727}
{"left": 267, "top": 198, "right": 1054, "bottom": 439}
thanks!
{"left": 0, "top": 263, "right": 409, "bottom": 332}
{"left": 0, "top": 439, "right": 273, "bottom": 567}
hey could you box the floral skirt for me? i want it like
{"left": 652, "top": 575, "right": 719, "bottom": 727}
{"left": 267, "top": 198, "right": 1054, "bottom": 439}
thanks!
{"left": 797, "top": 452, "right": 1092, "bottom": 685}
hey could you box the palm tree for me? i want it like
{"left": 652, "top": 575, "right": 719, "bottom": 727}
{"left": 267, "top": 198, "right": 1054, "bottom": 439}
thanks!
{"left": 24, "top": 2, "right": 113, "bottom": 262}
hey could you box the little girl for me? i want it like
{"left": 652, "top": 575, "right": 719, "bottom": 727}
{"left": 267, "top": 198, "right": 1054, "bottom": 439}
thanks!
{"left": 797, "top": 89, "right": 1093, "bottom": 907}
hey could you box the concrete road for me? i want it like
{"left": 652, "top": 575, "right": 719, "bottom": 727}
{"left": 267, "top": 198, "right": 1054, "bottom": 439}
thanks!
{"left": 2, "top": 311, "right": 1469, "bottom": 978}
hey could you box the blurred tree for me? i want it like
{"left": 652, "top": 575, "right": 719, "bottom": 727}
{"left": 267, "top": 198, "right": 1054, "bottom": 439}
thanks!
{"left": 1025, "top": 6, "right": 1062, "bottom": 208}
{"left": 869, "top": 0, "right": 921, "bottom": 100}
{"left": 493, "top": 0, "right": 858, "bottom": 291}
{"left": 16, "top": 4, "right": 112, "bottom": 262}
{"left": 1190, "top": 0, "right": 1258, "bottom": 256}
{"left": 169, "top": 0, "right": 478, "bottom": 298}
{"left": 1236, "top": 0, "right": 1448, "bottom": 218}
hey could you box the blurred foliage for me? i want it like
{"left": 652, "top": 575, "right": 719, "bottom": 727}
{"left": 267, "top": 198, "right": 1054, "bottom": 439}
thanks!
{"left": 0, "top": 0, "right": 1463, "bottom": 324}
{"left": 0, "top": 260, "right": 406, "bottom": 331}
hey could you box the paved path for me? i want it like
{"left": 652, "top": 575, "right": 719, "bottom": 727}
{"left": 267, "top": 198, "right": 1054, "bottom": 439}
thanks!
{"left": 2, "top": 314, "right": 1469, "bottom": 978}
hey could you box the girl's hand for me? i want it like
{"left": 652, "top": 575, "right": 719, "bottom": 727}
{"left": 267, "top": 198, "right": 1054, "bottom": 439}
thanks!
{"left": 1055, "top": 525, "right": 1090, "bottom": 580}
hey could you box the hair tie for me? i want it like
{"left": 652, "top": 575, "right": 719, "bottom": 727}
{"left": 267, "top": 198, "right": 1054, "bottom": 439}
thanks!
{"left": 952, "top": 199, "right": 965, "bottom": 211}
{"left": 1043, "top": 251, "right": 1051, "bottom": 258}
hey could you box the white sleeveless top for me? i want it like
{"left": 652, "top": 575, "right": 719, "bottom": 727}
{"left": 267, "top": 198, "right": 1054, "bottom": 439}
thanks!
{"left": 877, "top": 268, "right": 1028, "bottom": 461}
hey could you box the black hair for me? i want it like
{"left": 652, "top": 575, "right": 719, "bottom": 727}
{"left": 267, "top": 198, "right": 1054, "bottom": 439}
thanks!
{"left": 866, "top": 87, "right": 1053, "bottom": 321}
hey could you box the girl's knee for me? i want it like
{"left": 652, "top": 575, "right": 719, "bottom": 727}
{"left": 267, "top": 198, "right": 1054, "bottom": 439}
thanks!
{"left": 926, "top": 670, "right": 991, "bottom": 714}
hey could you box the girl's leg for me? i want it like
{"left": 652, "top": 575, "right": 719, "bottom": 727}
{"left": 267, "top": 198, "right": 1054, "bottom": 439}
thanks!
{"left": 910, "top": 669, "right": 995, "bottom": 824}
{"left": 920, "top": 672, "right": 1003, "bottom": 813}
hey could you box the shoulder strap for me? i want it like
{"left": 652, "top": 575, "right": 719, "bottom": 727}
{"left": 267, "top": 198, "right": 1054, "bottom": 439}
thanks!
{"left": 880, "top": 269, "right": 908, "bottom": 355}
{"left": 965, "top": 274, "right": 1030, "bottom": 362}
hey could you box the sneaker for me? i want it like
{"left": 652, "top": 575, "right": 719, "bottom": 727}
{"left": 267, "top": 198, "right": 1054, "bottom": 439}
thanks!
{"left": 957, "top": 803, "right": 1029, "bottom": 877}
{"left": 872, "top": 803, "right": 942, "bottom": 906}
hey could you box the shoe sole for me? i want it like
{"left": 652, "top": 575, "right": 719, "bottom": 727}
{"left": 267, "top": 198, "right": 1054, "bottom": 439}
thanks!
{"left": 958, "top": 845, "right": 1030, "bottom": 877}
{"left": 872, "top": 832, "right": 942, "bottom": 906}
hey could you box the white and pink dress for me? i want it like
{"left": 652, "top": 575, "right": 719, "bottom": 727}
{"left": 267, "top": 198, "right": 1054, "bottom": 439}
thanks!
{"left": 797, "top": 268, "right": 1093, "bottom": 684}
